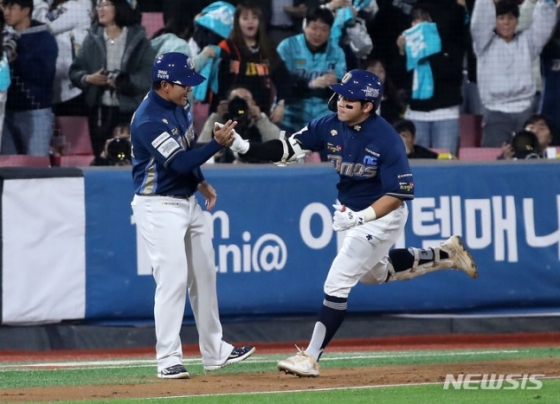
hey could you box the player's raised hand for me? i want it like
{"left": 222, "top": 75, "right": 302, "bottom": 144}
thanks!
{"left": 332, "top": 204, "right": 365, "bottom": 232}
{"left": 213, "top": 120, "right": 237, "bottom": 147}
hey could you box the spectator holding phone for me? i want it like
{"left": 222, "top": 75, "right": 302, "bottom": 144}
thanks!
{"left": 69, "top": 0, "right": 154, "bottom": 163}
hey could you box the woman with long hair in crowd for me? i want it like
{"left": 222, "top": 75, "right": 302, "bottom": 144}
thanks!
{"left": 214, "top": 1, "right": 291, "bottom": 124}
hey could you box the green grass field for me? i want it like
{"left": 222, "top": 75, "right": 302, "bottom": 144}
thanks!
{"left": 1, "top": 346, "right": 559, "bottom": 404}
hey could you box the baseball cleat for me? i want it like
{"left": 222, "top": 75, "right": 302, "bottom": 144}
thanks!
{"left": 277, "top": 347, "right": 320, "bottom": 377}
{"left": 157, "top": 364, "right": 190, "bottom": 379}
{"left": 440, "top": 235, "right": 478, "bottom": 278}
{"left": 204, "top": 345, "right": 256, "bottom": 371}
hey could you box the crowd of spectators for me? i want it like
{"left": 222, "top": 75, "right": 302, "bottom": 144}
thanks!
{"left": 0, "top": 0, "right": 558, "bottom": 164}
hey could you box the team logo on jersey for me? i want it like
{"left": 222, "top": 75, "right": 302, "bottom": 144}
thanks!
{"left": 329, "top": 155, "right": 377, "bottom": 178}
{"left": 162, "top": 119, "right": 168, "bottom": 124}
{"left": 327, "top": 143, "right": 341, "bottom": 153}
{"left": 330, "top": 130, "right": 338, "bottom": 136}
{"left": 362, "top": 87, "right": 380, "bottom": 98}
{"left": 399, "top": 181, "right": 414, "bottom": 192}
{"left": 341, "top": 72, "right": 352, "bottom": 83}
{"left": 363, "top": 155, "right": 377, "bottom": 166}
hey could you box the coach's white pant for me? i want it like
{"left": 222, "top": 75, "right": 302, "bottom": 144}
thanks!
{"left": 325, "top": 203, "right": 408, "bottom": 298}
{"left": 132, "top": 195, "right": 233, "bottom": 371}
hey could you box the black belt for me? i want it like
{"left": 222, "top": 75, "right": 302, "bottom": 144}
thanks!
{"left": 137, "top": 193, "right": 193, "bottom": 200}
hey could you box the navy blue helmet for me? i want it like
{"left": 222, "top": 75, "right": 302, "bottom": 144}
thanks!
{"left": 152, "top": 52, "right": 205, "bottom": 86}
{"left": 329, "top": 69, "right": 384, "bottom": 111}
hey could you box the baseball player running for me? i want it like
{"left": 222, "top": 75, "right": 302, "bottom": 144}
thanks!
{"left": 131, "top": 53, "right": 255, "bottom": 379}
{"left": 228, "top": 69, "right": 477, "bottom": 377}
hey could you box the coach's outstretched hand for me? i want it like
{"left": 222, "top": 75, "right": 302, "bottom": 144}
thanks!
{"left": 213, "top": 120, "right": 237, "bottom": 147}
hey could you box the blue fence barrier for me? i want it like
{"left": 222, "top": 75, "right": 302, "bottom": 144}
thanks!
{"left": 83, "top": 162, "right": 560, "bottom": 322}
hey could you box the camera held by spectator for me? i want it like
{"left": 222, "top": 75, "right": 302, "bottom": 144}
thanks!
{"left": 224, "top": 96, "right": 251, "bottom": 134}
{"left": 106, "top": 137, "right": 132, "bottom": 165}
{"left": 96, "top": 123, "right": 132, "bottom": 166}
{"left": 103, "top": 69, "right": 122, "bottom": 88}
{"left": 511, "top": 130, "right": 541, "bottom": 160}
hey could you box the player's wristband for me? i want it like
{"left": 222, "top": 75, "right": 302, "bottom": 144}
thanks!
{"left": 359, "top": 206, "right": 377, "bottom": 222}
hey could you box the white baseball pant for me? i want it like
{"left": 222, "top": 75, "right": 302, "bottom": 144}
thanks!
{"left": 131, "top": 195, "right": 233, "bottom": 371}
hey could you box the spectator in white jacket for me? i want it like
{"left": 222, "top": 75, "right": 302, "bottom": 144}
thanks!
{"left": 31, "top": 0, "right": 48, "bottom": 21}
{"left": 471, "top": 0, "right": 557, "bottom": 147}
{"left": 34, "top": 0, "right": 93, "bottom": 116}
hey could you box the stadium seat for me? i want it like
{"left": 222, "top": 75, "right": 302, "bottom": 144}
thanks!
{"left": 0, "top": 155, "right": 50, "bottom": 167}
{"left": 459, "top": 114, "right": 482, "bottom": 148}
{"left": 54, "top": 116, "right": 93, "bottom": 155}
{"left": 142, "top": 12, "right": 164, "bottom": 39}
{"left": 430, "top": 148, "right": 451, "bottom": 154}
{"left": 59, "top": 155, "right": 94, "bottom": 167}
{"left": 458, "top": 147, "right": 502, "bottom": 161}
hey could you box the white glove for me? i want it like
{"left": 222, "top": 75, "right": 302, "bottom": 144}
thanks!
{"left": 332, "top": 204, "right": 365, "bottom": 232}
{"left": 230, "top": 132, "right": 250, "bottom": 154}
{"left": 332, "top": 204, "right": 378, "bottom": 231}
{"left": 214, "top": 122, "right": 250, "bottom": 154}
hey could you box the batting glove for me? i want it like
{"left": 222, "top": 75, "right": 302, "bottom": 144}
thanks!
{"left": 214, "top": 122, "right": 250, "bottom": 154}
{"left": 332, "top": 204, "right": 377, "bottom": 232}
{"left": 230, "top": 132, "right": 250, "bottom": 154}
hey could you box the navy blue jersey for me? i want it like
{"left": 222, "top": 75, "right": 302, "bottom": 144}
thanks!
{"left": 131, "top": 90, "right": 211, "bottom": 197}
{"left": 294, "top": 113, "right": 414, "bottom": 211}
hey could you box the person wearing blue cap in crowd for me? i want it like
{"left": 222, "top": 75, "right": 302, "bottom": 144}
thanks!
{"left": 130, "top": 52, "right": 255, "bottom": 380}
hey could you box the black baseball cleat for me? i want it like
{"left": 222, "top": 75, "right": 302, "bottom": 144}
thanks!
{"left": 204, "top": 345, "right": 256, "bottom": 371}
{"left": 157, "top": 364, "right": 190, "bottom": 379}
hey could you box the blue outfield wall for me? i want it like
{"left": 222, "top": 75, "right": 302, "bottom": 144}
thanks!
{"left": 83, "top": 162, "right": 560, "bottom": 322}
